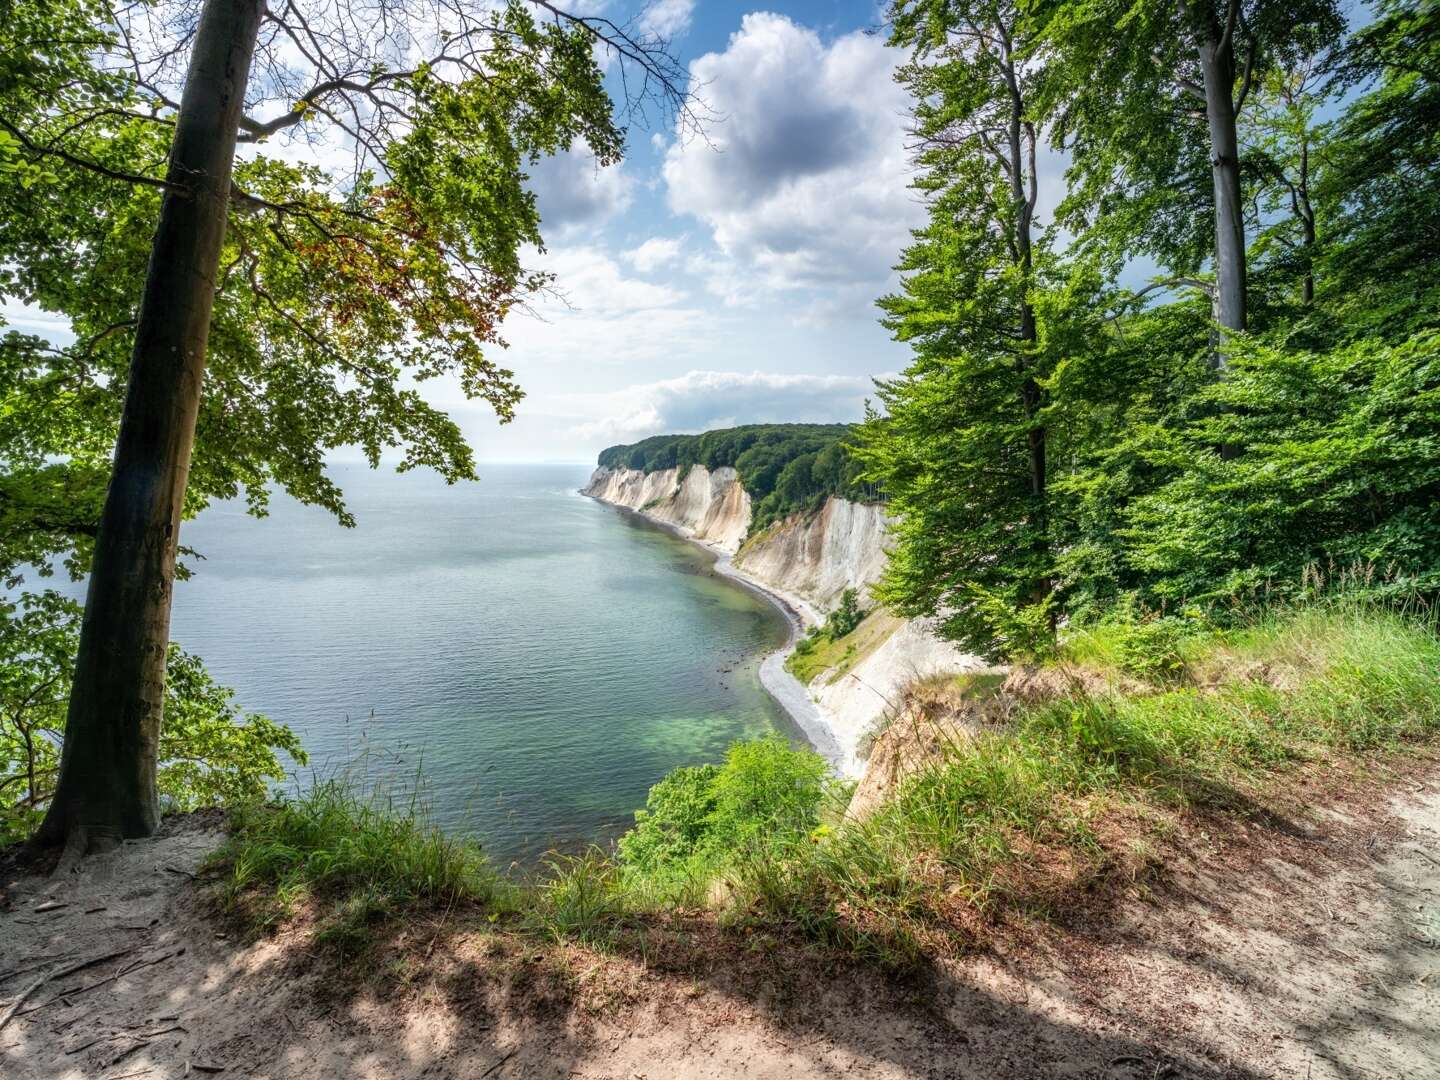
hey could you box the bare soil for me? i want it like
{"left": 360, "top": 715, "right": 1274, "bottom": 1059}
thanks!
{"left": 2, "top": 768, "right": 1437, "bottom": 1080}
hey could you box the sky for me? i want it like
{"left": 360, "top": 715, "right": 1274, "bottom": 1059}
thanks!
{"left": 0, "top": 2, "right": 942, "bottom": 464}
{"left": 6, "top": 1, "right": 1374, "bottom": 467}
{"left": 463, "top": 0, "right": 922, "bottom": 463}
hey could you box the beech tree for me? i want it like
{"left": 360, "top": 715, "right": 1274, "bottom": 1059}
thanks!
{"left": 855, "top": 0, "right": 1110, "bottom": 655}
{"left": 1034, "top": 0, "right": 1344, "bottom": 357}
{"left": 1317, "top": 0, "right": 1440, "bottom": 322}
{"left": 1, "top": 0, "right": 687, "bottom": 854}
{"left": 1244, "top": 55, "right": 1334, "bottom": 307}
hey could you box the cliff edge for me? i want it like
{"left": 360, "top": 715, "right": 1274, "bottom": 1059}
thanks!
{"left": 582, "top": 464, "right": 982, "bottom": 777}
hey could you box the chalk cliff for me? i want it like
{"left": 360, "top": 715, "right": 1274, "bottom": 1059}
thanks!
{"left": 582, "top": 466, "right": 751, "bottom": 554}
{"left": 583, "top": 466, "right": 889, "bottom": 624}
{"left": 582, "top": 463, "right": 981, "bottom": 778}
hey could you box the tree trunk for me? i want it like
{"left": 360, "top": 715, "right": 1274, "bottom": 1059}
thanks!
{"left": 1298, "top": 140, "right": 1315, "bottom": 304}
{"left": 1196, "top": 19, "right": 1248, "bottom": 361}
{"left": 36, "top": 0, "right": 264, "bottom": 855}
{"left": 1001, "top": 47, "right": 1049, "bottom": 617}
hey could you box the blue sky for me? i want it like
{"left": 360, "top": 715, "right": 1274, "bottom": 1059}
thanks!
{"left": 2, "top": 2, "right": 927, "bottom": 464}
{"left": 457, "top": 0, "right": 925, "bottom": 462}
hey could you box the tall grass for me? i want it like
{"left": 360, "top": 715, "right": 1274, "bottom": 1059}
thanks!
{"left": 728, "top": 603, "right": 1440, "bottom": 964}
{"left": 209, "top": 603, "right": 1440, "bottom": 967}
{"left": 207, "top": 776, "right": 506, "bottom": 952}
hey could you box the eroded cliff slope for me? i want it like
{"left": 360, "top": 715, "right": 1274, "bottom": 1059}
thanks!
{"left": 583, "top": 466, "right": 888, "bottom": 622}
{"left": 583, "top": 465, "right": 751, "bottom": 554}
{"left": 583, "top": 464, "right": 983, "bottom": 776}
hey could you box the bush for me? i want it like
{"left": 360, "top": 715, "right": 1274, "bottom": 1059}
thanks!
{"left": 824, "top": 589, "right": 866, "bottom": 639}
{"left": 1061, "top": 606, "right": 1215, "bottom": 681}
{"left": 619, "top": 737, "right": 829, "bottom": 875}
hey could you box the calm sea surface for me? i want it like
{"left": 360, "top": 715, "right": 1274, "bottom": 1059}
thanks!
{"left": 145, "top": 463, "right": 792, "bottom": 865}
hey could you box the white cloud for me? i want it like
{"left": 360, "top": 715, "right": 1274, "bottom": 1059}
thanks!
{"left": 537, "top": 246, "right": 683, "bottom": 310}
{"left": 1, "top": 298, "right": 74, "bottom": 345}
{"left": 639, "top": 0, "right": 695, "bottom": 38}
{"left": 527, "top": 137, "right": 634, "bottom": 233}
{"left": 663, "top": 14, "right": 921, "bottom": 299}
{"left": 622, "top": 236, "right": 684, "bottom": 273}
{"left": 564, "top": 370, "right": 880, "bottom": 444}
{"left": 490, "top": 245, "right": 709, "bottom": 372}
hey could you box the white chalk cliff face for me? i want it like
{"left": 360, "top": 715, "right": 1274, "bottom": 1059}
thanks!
{"left": 582, "top": 466, "right": 751, "bottom": 555}
{"left": 733, "top": 497, "right": 890, "bottom": 620}
{"left": 582, "top": 466, "right": 888, "bottom": 622}
{"left": 583, "top": 464, "right": 982, "bottom": 778}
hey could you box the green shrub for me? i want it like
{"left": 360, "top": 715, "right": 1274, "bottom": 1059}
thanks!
{"left": 824, "top": 589, "right": 866, "bottom": 639}
{"left": 619, "top": 737, "right": 829, "bottom": 874}
{"left": 617, "top": 764, "right": 719, "bottom": 870}
{"left": 1061, "top": 606, "right": 1215, "bottom": 681}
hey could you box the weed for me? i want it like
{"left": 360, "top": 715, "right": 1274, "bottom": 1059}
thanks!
{"left": 206, "top": 773, "right": 505, "bottom": 951}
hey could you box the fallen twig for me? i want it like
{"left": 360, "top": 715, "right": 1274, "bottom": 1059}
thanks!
{"left": 107, "top": 1037, "right": 149, "bottom": 1067}
{"left": 0, "top": 955, "right": 76, "bottom": 985}
{"left": 0, "top": 973, "right": 49, "bottom": 1034}
{"left": 64, "top": 1033, "right": 109, "bottom": 1055}
{"left": 18, "top": 949, "right": 171, "bottom": 1018}
{"left": 136, "top": 1024, "right": 186, "bottom": 1038}
{"left": 479, "top": 1049, "right": 517, "bottom": 1078}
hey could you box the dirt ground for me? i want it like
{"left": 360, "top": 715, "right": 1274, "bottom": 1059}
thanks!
{"left": 2, "top": 771, "right": 1437, "bottom": 1080}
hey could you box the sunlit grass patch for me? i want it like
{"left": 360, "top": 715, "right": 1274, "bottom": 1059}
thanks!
{"left": 206, "top": 774, "right": 508, "bottom": 951}
{"left": 728, "top": 603, "right": 1440, "bottom": 965}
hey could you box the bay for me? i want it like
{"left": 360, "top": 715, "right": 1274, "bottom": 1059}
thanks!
{"left": 132, "top": 462, "right": 793, "bottom": 865}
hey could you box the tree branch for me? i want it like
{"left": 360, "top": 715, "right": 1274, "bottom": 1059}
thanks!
{"left": 0, "top": 117, "right": 186, "bottom": 196}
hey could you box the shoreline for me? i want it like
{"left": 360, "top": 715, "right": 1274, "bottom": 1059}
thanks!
{"left": 580, "top": 490, "right": 852, "bottom": 775}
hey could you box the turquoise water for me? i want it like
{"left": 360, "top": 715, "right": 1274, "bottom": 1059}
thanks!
{"left": 158, "top": 463, "right": 794, "bottom": 865}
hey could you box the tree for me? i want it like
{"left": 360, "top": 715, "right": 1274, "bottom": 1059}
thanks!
{"left": 855, "top": 0, "right": 1097, "bottom": 653}
{"left": 1, "top": 592, "right": 305, "bottom": 844}
{"left": 1245, "top": 55, "right": 1335, "bottom": 306}
{"left": 1317, "top": 0, "right": 1440, "bottom": 329}
{"left": 4, "top": 0, "right": 686, "bottom": 853}
{"left": 1035, "top": 0, "right": 1344, "bottom": 357}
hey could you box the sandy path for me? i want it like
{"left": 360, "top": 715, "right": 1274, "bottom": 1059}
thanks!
{"left": 2, "top": 774, "right": 1437, "bottom": 1080}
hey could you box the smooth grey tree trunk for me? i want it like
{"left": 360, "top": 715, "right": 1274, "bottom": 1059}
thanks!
{"left": 1196, "top": 21, "right": 1248, "bottom": 360}
{"left": 1298, "top": 140, "right": 1316, "bottom": 304}
{"left": 1000, "top": 43, "right": 1050, "bottom": 618}
{"left": 37, "top": 0, "right": 265, "bottom": 854}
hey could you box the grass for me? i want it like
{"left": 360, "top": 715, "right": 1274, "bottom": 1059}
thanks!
{"left": 733, "top": 602, "right": 1440, "bottom": 964}
{"left": 206, "top": 776, "right": 509, "bottom": 952}
{"left": 206, "top": 601, "right": 1440, "bottom": 969}
{"left": 786, "top": 609, "right": 903, "bottom": 685}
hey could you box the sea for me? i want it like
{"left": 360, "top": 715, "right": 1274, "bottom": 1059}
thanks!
{"left": 132, "top": 462, "right": 796, "bottom": 866}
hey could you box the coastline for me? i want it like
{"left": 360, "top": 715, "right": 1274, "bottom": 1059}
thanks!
{"left": 580, "top": 490, "right": 854, "bottom": 776}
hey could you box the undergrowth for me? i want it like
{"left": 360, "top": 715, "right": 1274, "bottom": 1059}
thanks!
{"left": 736, "top": 601, "right": 1440, "bottom": 964}
{"left": 205, "top": 776, "right": 508, "bottom": 953}
{"left": 207, "top": 601, "right": 1440, "bottom": 969}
